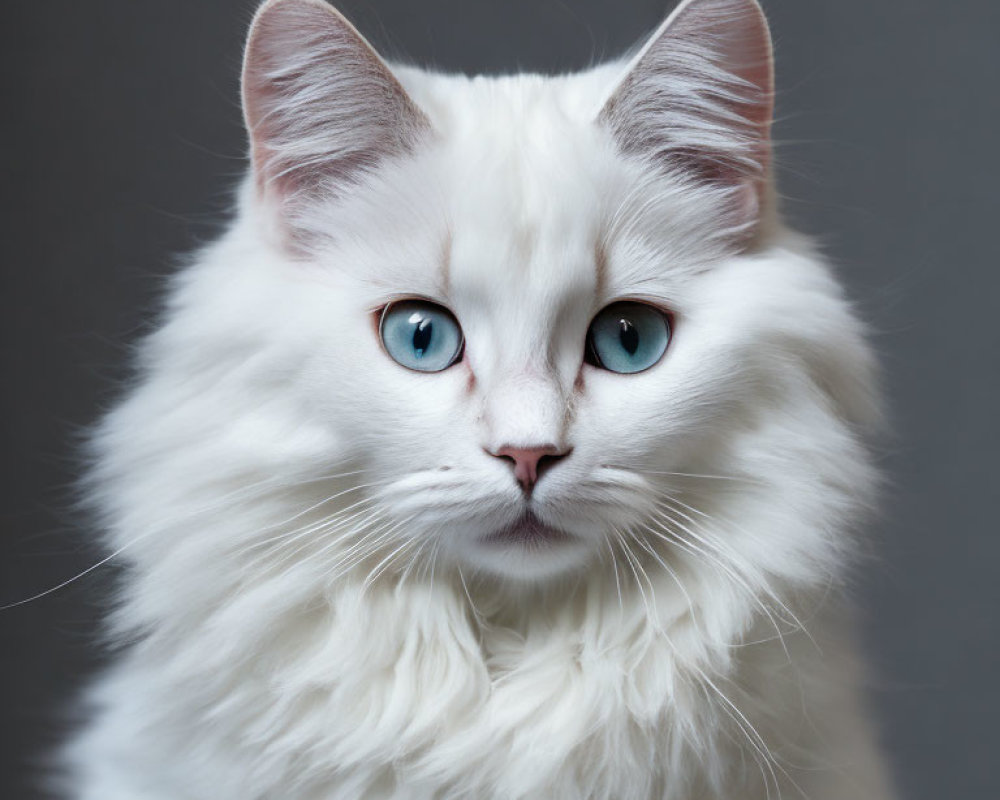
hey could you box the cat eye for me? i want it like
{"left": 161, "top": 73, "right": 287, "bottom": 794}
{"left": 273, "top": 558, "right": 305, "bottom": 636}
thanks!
{"left": 379, "top": 300, "right": 464, "bottom": 373}
{"left": 585, "top": 302, "right": 671, "bottom": 374}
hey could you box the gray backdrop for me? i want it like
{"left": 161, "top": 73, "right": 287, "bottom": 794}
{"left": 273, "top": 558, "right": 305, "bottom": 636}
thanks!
{"left": 2, "top": 1, "right": 997, "bottom": 797}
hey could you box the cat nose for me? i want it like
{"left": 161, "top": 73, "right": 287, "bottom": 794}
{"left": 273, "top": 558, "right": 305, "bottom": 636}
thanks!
{"left": 490, "top": 445, "right": 570, "bottom": 493}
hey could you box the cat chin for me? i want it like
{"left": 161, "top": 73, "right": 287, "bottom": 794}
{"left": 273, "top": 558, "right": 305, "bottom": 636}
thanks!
{"left": 454, "top": 526, "right": 598, "bottom": 582}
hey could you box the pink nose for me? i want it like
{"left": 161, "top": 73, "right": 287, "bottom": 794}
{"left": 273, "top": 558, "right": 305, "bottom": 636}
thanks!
{"left": 492, "top": 445, "right": 569, "bottom": 492}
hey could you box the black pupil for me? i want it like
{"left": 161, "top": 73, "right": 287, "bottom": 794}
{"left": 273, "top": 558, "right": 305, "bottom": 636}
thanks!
{"left": 619, "top": 319, "right": 639, "bottom": 355}
{"left": 413, "top": 318, "right": 433, "bottom": 357}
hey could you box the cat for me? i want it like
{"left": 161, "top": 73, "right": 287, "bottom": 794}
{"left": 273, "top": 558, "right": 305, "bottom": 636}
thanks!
{"left": 60, "top": 0, "right": 897, "bottom": 797}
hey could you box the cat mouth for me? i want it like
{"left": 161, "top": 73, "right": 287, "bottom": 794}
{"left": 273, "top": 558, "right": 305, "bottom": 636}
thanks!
{"left": 480, "top": 512, "right": 573, "bottom": 546}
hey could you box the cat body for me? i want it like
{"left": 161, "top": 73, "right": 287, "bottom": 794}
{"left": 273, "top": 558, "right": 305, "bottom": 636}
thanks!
{"left": 62, "top": 1, "right": 895, "bottom": 797}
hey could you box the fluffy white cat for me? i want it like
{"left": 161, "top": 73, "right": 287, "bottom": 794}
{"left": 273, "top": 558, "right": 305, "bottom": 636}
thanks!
{"left": 61, "top": 0, "right": 896, "bottom": 797}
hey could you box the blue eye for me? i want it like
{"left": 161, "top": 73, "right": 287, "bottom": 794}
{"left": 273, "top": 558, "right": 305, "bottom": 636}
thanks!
{"left": 379, "top": 300, "right": 464, "bottom": 373}
{"left": 586, "top": 302, "right": 671, "bottom": 374}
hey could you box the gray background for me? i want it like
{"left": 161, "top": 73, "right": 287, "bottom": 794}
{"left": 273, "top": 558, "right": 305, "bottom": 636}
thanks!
{"left": 2, "top": 1, "right": 997, "bottom": 797}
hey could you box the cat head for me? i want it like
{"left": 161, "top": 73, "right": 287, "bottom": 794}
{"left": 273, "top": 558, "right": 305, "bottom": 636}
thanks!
{"left": 136, "top": 0, "right": 872, "bottom": 589}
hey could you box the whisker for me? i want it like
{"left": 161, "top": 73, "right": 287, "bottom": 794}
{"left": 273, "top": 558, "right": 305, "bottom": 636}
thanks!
{"left": 243, "top": 493, "right": 379, "bottom": 558}
{"left": 362, "top": 522, "right": 420, "bottom": 590}
{"left": 658, "top": 496, "right": 819, "bottom": 654}
{"left": 427, "top": 539, "right": 442, "bottom": 588}
{"left": 321, "top": 516, "right": 410, "bottom": 584}
{"left": 457, "top": 566, "right": 486, "bottom": 627}
{"left": 2, "top": 468, "right": 374, "bottom": 610}
{"left": 250, "top": 502, "right": 392, "bottom": 580}
{"left": 398, "top": 536, "right": 432, "bottom": 590}
{"left": 1, "top": 536, "right": 147, "bottom": 611}
{"left": 238, "top": 499, "right": 382, "bottom": 574}
{"left": 629, "top": 529, "right": 703, "bottom": 637}
{"left": 603, "top": 536, "right": 625, "bottom": 612}
{"left": 693, "top": 666, "right": 784, "bottom": 800}
{"left": 318, "top": 513, "right": 398, "bottom": 572}
{"left": 647, "top": 508, "right": 793, "bottom": 662}
{"left": 176, "top": 468, "right": 370, "bottom": 524}
{"left": 622, "top": 467, "right": 763, "bottom": 486}
{"left": 238, "top": 480, "right": 387, "bottom": 551}
{"left": 617, "top": 528, "right": 658, "bottom": 627}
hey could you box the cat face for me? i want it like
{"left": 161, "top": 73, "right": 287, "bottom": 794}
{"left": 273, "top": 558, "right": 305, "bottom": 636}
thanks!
{"left": 297, "top": 119, "right": 751, "bottom": 581}
{"left": 232, "top": 0, "right": 802, "bottom": 582}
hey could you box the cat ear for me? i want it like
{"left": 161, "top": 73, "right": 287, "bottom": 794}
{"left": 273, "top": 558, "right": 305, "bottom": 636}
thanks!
{"left": 599, "top": 0, "right": 774, "bottom": 230}
{"left": 241, "top": 0, "right": 431, "bottom": 235}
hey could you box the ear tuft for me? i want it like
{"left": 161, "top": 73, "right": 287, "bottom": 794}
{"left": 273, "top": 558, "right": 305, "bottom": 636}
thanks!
{"left": 599, "top": 0, "right": 774, "bottom": 230}
{"left": 241, "top": 0, "right": 430, "bottom": 240}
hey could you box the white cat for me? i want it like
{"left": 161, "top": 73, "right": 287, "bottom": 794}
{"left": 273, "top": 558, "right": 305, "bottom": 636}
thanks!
{"left": 61, "top": 0, "right": 897, "bottom": 797}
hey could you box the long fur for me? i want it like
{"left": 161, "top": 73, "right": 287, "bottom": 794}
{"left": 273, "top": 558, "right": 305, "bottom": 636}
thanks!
{"left": 61, "top": 1, "right": 896, "bottom": 797}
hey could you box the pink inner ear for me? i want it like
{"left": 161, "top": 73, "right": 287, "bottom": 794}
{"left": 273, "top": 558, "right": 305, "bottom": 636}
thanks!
{"left": 669, "top": 0, "right": 774, "bottom": 164}
{"left": 599, "top": 0, "right": 774, "bottom": 220}
{"left": 241, "top": 0, "right": 430, "bottom": 234}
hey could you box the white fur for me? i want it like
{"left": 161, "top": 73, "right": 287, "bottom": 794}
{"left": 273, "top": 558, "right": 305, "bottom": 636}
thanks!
{"left": 62, "top": 1, "right": 896, "bottom": 797}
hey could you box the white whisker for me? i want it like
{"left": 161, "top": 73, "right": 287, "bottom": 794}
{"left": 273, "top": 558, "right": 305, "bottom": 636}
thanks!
{"left": 658, "top": 496, "right": 819, "bottom": 655}
{"left": 647, "top": 507, "right": 794, "bottom": 662}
